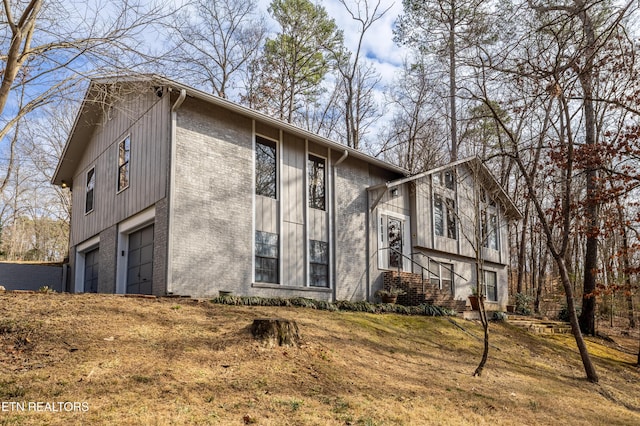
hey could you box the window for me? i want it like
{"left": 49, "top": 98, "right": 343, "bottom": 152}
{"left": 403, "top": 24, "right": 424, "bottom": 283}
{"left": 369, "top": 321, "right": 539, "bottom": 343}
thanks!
{"left": 309, "top": 240, "right": 329, "bottom": 287}
{"left": 446, "top": 198, "right": 457, "bottom": 239}
{"left": 482, "top": 211, "right": 498, "bottom": 250}
{"left": 484, "top": 270, "right": 497, "bottom": 302}
{"left": 255, "top": 231, "right": 279, "bottom": 283}
{"left": 85, "top": 168, "right": 95, "bottom": 214}
{"left": 444, "top": 170, "right": 455, "bottom": 190}
{"left": 118, "top": 136, "right": 130, "bottom": 191}
{"left": 434, "top": 195, "right": 444, "bottom": 236}
{"left": 433, "top": 170, "right": 455, "bottom": 190}
{"left": 429, "top": 260, "right": 454, "bottom": 292}
{"left": 255, "top": 136, "right": 277, "bottom": 198}
{"left": 434, "top": 194, "right": 456, "bottom": 239}
{"left": 308, "top": 155, "right": 326, "bottom": 210}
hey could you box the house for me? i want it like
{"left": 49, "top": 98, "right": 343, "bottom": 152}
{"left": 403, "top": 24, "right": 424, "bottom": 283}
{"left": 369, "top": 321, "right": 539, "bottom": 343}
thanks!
{"left": 52, "top": 75, "right": 521, "bottom": 310}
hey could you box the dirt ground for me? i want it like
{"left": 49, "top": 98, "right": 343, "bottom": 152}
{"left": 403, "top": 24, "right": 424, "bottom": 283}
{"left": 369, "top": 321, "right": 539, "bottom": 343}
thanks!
{"left": 0, "top": 292, "right": 639, "bottom": 425}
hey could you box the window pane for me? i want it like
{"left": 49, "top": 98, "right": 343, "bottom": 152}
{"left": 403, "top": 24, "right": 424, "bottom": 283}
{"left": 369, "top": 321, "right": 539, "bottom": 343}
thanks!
{"left": 118, "top": 137, "right": 130, "bottom": 191}
{"left": 484, "top": 270, "right": 497, "bottom": 301}
{"left": 256, "top": 137, "right": 277, "bottom": 198}
{"left": 446, "top": 198, "right": 457, "bottom": 239}
{"left": 85, "top": 168, "right": 95, "bottom": 213}
{"left": 310, "top": 263, "right": 329, "bottom": 287}
{"left": 255, "top": 231, "right": 278, "bottom": 283}
{"left": 308, "top": 155, "right": 325, "bottom": 210}
{"left": 489, "top": 214, "right": 498, "bottom": 250}
{"left": 434, "top": 195, "right": 443, "bottom": 236}
{"left": 388, "top": 218, "right": 403, "bottom": 268}
{"left": 310, "top": 240, "right": 328, "bottom": 264}
{"left": 429, "top": 259, "right": 440, "bottom": 287}
{"left": 310, "top": 240, "right": 329, "bottom": 287}
{"left": 444, "top": 170, "right": 455, "bottom": 190}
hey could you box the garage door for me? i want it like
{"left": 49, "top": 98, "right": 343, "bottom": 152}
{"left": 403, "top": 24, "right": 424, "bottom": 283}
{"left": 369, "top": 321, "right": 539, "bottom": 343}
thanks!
{"left": 127, "top": 224, "right": 154, "bottom": 295}
{"left": 84, "top": 248, "right": 99, "bottom": 293}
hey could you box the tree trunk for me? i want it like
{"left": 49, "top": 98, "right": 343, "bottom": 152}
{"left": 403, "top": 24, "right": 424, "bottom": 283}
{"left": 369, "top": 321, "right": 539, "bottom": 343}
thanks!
{"left": 250, "top": 318, "right": 300, "bottom": 347}
{"left": 577, "top": 0, "right": 599, "bottom": 337}
{"left": 555, "top": 255, "right": 599, "bottom": 382}
{"left": 448, "top": 15, "right": 457, "bottom": 161}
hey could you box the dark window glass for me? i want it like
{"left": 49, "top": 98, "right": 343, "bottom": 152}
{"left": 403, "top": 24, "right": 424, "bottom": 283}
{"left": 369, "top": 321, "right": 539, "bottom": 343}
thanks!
{"left": 446, "top": 198, "right": 457, "bottom": 239}
{"left": 484, "top": 270, "right": 497, "bottom": 302}
{"left": 255, "top": 231, "right": 278, "bottom": 283}
{"left": 434, "top": 195, "right": 444, "bottom": 236}
{"left": 309, "top": 240, "right": 328, "bottom": 287}
{"left": 118, "top": 137, "right": 130, "bottom": 191}
{"left": 256, "top": 137, "right": 277, "bottom": 198}
{"left": 482, "top": 210, "right": 498, "bottom": 250}
{"left": 444, "top": 170, "right": 455, "bottom": 190}
{"left": 85, "top": 168, "right": 95, "bottom": 213}
{"left": 387, "top": 217, "right": 403, "bottom": 268}
{"left": 308, "top": 155, "right": 325, "bottom": 210}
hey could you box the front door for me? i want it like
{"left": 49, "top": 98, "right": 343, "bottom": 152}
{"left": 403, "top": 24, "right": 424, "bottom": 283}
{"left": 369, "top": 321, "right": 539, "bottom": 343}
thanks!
{"left": 84, "top": 248, "right": 99, "bottom": 293}
{"left": 127, "top": 225, "right": 154, "bottom": 295}
{"left": 379, "top": 212, "right": 410, "bottom": 271}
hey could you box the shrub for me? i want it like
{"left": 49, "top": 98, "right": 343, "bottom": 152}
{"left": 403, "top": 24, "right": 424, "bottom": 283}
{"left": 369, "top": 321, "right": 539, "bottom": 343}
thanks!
{"left": 210, "top": 295, "right": 454, "bottom": 317}
{"left": 515, "top": 293, "right": 532, "bottom": 315}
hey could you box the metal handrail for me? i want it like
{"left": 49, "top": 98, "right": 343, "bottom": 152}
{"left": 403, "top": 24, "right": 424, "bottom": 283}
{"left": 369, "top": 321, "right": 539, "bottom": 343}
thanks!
{"left": 381, "top": 247, "right": 469, "bottom": 294}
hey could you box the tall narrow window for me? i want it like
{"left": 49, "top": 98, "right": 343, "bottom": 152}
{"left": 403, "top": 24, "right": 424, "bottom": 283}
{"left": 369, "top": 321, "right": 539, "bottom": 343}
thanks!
{"left": 309, "top": 240, "right": 329, "bottom": 287}
{"left": 434, "top": 195, "right": 444, "bottom": 236}
{"left": 85, "top": 167, "right": 95, "bottom": 214}
{"left": 445, "top": 198, "right": 457, "bottom": 239}
{"left": 255, "top": 136, "right": 277, "bottom": 198}
{"left": 484, "top": 270, "right": 497, "bottom": 302}
{"left": 308, "top": 155, "right": 325, "bottom": 210}
{"left": 444, "top": 170, "right": 455, "bottom": 190}
{"left": 118, "top": 136, "right": 130, "bottom": 191}
{"left": 255, "top": 231, "right": 279, "bottom": 283}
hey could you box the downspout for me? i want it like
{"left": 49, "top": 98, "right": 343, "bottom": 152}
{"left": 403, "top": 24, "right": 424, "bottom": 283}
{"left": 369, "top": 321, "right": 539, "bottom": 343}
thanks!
{"left": 332, "top": 150, "right": 348, "bottom": 302}
{"left": 166, "top": 88, "right": 187, "bottom": 294}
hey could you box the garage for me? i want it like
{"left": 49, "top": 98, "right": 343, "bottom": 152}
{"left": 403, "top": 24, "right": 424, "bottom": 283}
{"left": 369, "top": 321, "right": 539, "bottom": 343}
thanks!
{"left": 126, "top": 224, "right": 154, "bottom": 295}
{"left": 84, "top": 248, "right": 99, "bottom": 293}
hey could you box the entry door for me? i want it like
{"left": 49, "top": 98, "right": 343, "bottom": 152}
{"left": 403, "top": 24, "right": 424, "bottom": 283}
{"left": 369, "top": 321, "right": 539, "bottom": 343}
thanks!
{"left": 379, "top": 213, "right": 410, "bottom": 271}
{"left": 84, "top": 248, "right": 99, "bottom": 293}
{"left": 127, "top": 224, "right": 154, "bottom": 295}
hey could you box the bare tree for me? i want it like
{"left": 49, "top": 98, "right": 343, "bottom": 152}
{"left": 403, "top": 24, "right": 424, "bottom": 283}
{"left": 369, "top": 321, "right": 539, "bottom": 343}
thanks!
{"left": 163, "top": 0, "right": 267, "bottom": 99}
{"left": 331, "top": 0, "right": 391, "bottom": 149}
{"left": 378, "top": 59, "right": 448, "bottom": 172}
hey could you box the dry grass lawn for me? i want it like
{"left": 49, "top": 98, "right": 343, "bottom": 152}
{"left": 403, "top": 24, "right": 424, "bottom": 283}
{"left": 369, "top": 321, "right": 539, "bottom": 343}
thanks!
{"left": 0, "top": 292, "right": 639, "bottom": 425}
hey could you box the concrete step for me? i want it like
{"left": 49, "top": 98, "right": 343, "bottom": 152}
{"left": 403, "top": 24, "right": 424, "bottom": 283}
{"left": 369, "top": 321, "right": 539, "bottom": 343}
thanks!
{"left": 507, "top": 315, "right": 572, "bottom": 334}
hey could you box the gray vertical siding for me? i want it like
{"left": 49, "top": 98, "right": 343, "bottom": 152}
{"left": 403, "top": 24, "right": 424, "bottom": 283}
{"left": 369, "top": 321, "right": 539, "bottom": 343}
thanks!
{"left": 70, "top": 87, "right": 170, "bottom": 246}
{"left": 281, "top": 133, "right": 305, "bottom": 286}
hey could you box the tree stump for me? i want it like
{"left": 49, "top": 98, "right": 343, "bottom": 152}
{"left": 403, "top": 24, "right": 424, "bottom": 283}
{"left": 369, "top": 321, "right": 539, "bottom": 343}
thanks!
{"left": 250, "top": 318, "right": 300, "bottom": 347}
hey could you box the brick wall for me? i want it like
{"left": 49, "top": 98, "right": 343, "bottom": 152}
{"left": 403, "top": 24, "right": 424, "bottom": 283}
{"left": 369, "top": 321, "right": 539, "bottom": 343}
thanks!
{"left": 383, "top": 271, "right": 466, "bottom": 311}
{"left": 169, "top": 100, "right": 254, "bottom": 297}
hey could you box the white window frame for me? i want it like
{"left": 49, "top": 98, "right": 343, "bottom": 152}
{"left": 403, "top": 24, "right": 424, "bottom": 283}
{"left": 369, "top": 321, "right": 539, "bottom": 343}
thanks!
{"left": 377, "top": 210, "right": 411, "bottom": 271}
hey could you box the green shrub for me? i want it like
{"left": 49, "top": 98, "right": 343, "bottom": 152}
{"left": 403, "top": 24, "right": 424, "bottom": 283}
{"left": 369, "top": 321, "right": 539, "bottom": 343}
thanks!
{"left": 209, "top": 295, "right": 454, "bottom": 317}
